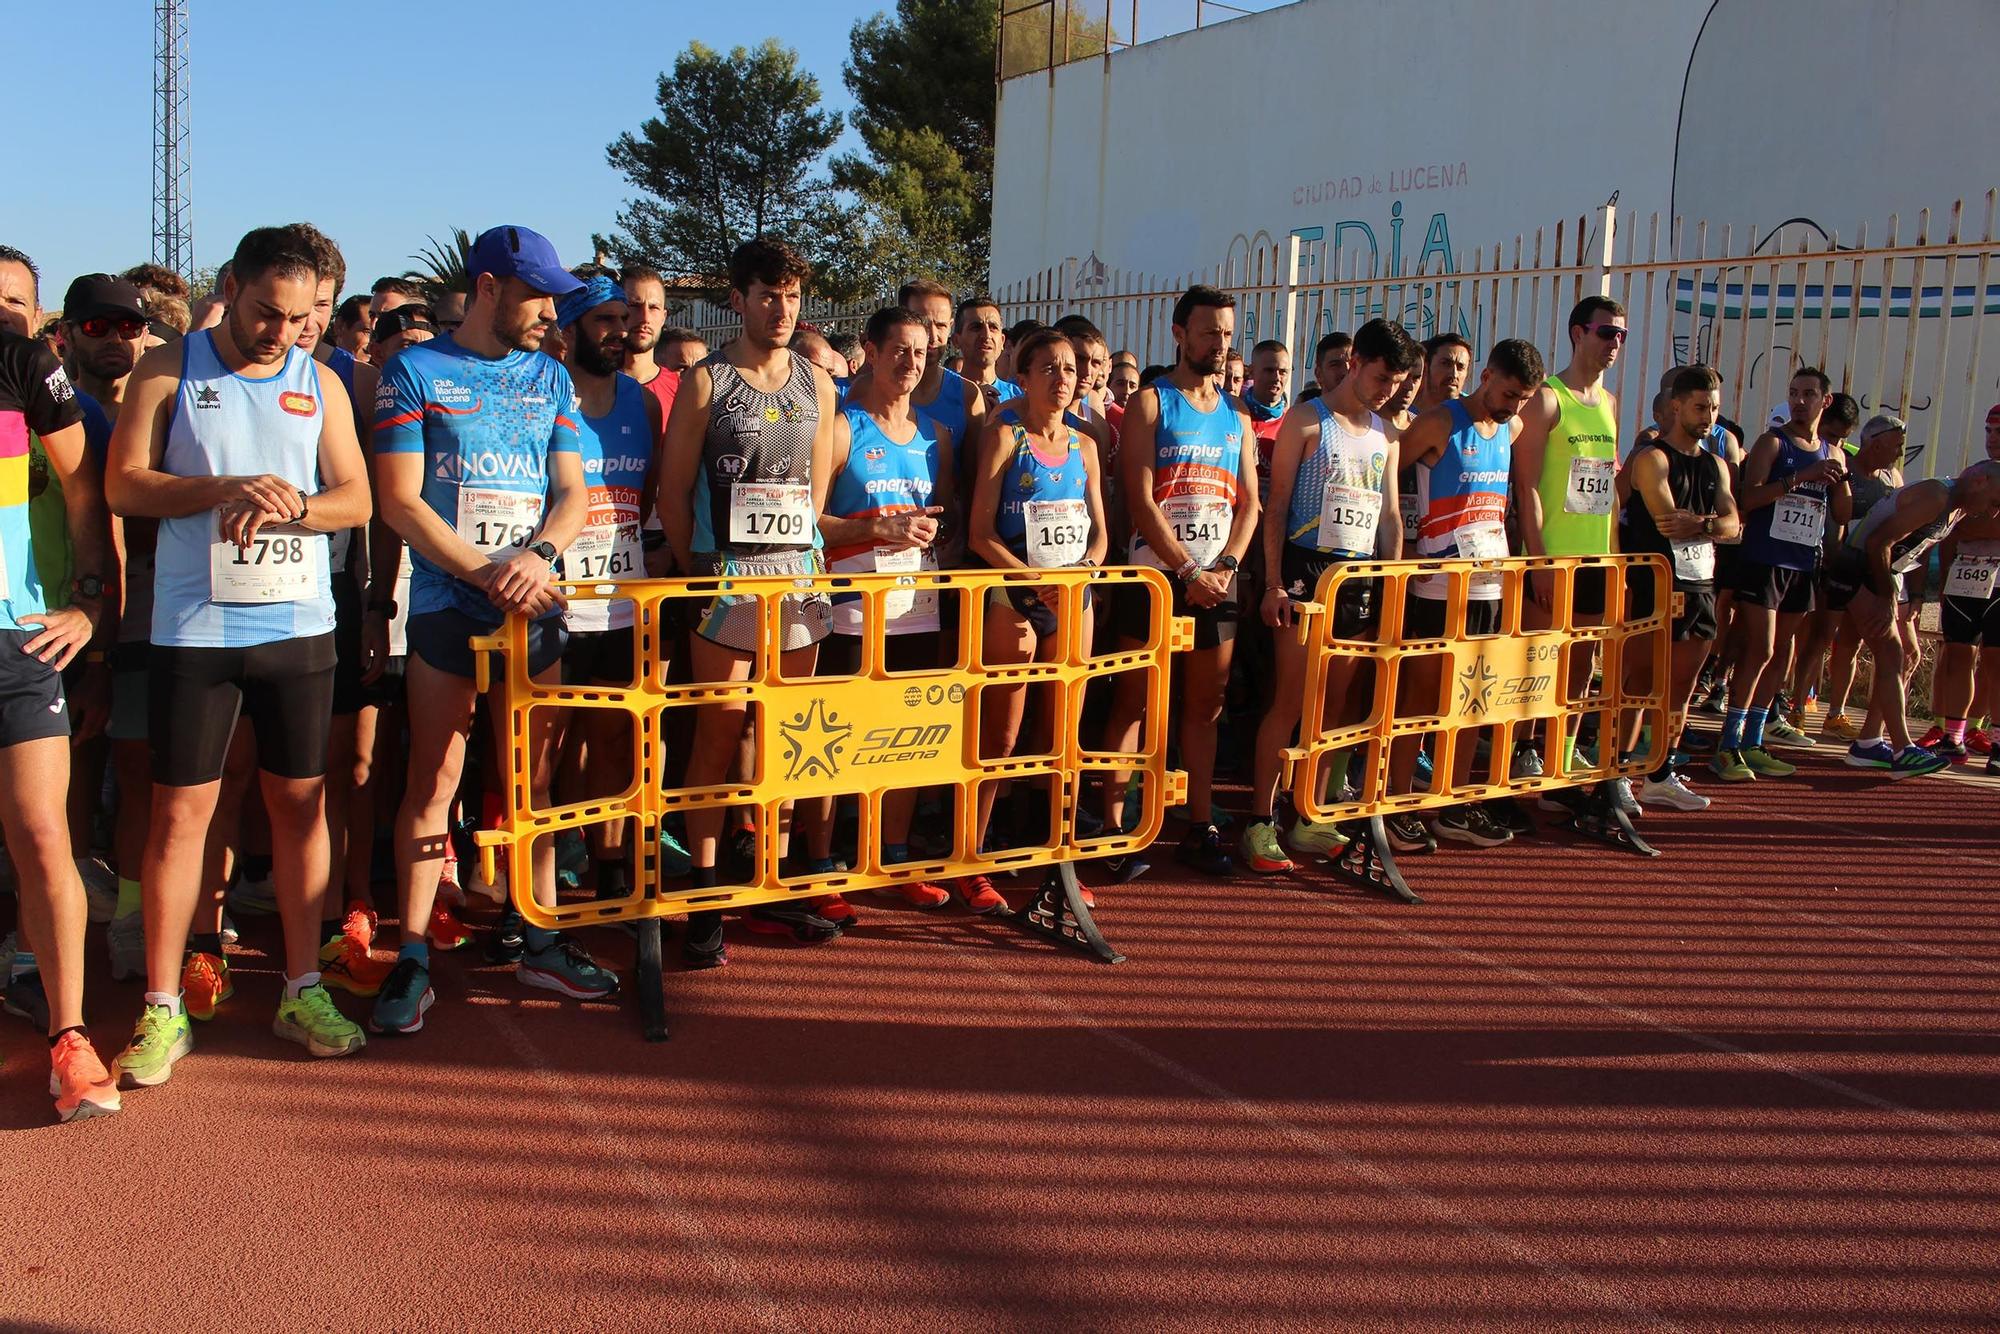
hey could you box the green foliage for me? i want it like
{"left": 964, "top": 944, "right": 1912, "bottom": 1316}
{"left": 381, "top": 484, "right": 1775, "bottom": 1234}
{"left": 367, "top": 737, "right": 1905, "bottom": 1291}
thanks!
{"left": 404, "top": 228, "right": 473, "bottom": 296}
{"left": 602, "top": 40, "right": 843, "bottom": 293}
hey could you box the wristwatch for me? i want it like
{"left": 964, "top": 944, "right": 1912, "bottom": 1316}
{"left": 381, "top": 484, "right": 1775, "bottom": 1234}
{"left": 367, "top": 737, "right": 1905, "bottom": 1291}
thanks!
{"left": 1211, "top": 555, "right": 1240, "bottom": 573}
{"left": 1702, "top": 515, "right": 1715, "bottom": 536}
{"left": 72, "top": 574, "right": 105, "bottom": 600}
{"left": 528, "top": 540, "right": 558, "bottom": 563}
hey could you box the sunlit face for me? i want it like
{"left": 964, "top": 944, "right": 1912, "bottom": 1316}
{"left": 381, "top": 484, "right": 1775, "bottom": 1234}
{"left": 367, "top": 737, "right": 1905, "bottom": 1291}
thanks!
{"left": 1478, "top": 369, "right": 1538, "bottom": 421}
{"left": 1107, "top": 361, "right": 1140, "bottom": 404}
{"left": 1347, "top": 357, "right": 1410, "bottom": 413}
{"left": 1673, "top": 388, "right": 1721, "bottom": 440}
{"left": 1855, "top": 429, "right": 1904, "bottom": 473}
{"left": 486, "top": 274, "right": 556, "bottom": 352}
{"left": 954, "top": 304, "right": 1003, "bottom": 372}
{"left": 1174, "top": 303, "right": 1234, "bottom": 376}
{"left": 1787, "top": 373, "right": 1829, "bottom": 427}
{"left": 1020, "top": 339, "right": 1078, "bottom": 412}
{"left": 223, "top": 268, "right": 318, "bottom": 365}
{"left": 661, "top": 335, "right": 707, "bottom": 373}
{"left": 1316, "top": 345, "right": 1351, "bottom": 390}
{"left": 868, "top": 320, "right": 928, "bottom": 399}
{"left": 1071, "top": 338, "right": 1108, "bottom": 396}
{"left": 1574, "top": 310, "right": 1627, "bottom": 370}
{"left": 294, "top": 277, "right": 337, "bottom": 354}
{"left": 64, "top": 312, "right": 148, "bottom": 383}
{"left": 905, "top": 293, "right": 953, "bottom": 372}
{"left": 1426, "top": 343, "right": 1470, "bottom": 400}
{"left": 1984, "top": 412, "right": 2000, "bottom": 460}
{"left": 733, "top": 276, "right": 801, "bottom": 351}
{"left": 1220, "top": 356, "right": 1245, "bottom": 395}
{"left": 572, "top": 300, "right": 631, "bottom": 378}
{"left": 623, "top": 275, "right": 667, "bottom": 355}
{"left": 0, "top": 261, "right": 37, "bottom": 338}
{"left": 1249, "top": 347, "right": 1290, "bottom": 404}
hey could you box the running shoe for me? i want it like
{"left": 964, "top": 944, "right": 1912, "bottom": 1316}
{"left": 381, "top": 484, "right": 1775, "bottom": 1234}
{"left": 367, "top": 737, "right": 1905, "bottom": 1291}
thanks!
{"left": 1916, "top": 725, "right": 1945, "bottom": 749}
{"left": 1608, "top": 778, "right": 1641, "bottom": 815}
{"left": 1384, "top": 814, "right": 1435, "bottom": 853}
{"left": 1695, "top": 684, "right": 1728, "bottom": 716}
{"left": 1845, "top": 739, "right": 1896, "bottom": 769}
{"left": 438, "top": 850, "right": 462, "bottom": 899}
{"left": 427, "top": 900, "right": 471, "bottom": 952}
{"left": 1968, "top": 727, "right": 1992, "bottom": 756}
{"left": 1284, "top": 816, "right": 1349, "bottom": 861}
{"left": 1987, "top": 751, "right": 2000, "bottom": 776}
{"left": 658, "top": 826, "right": 692, "bottom": 876}
{"left": 872, "top": 880, "right": 951, "bottom": 909}
{"left": 465, "top": 852, "right": 506, "bottom": 904}
{"left": 1741, "top": 746, "right": 1797, "bottom": 778}
{"left": 519, "top": 935, "right": 620, "bottom": 999}
{"left": 107, "top": 912, "right": 145, "bottom": 982}
{"left": 76, "top": 857, "right": 118, "bottom": 924}
{"left": 1821, "top": 713, "right": 1860, "bottom": 741}
{"left": 1412, "top": 749, "right": 1435, "bottom": 788}
{"left": 230, "top": 873, "right": 279, "bottom": 916}
{"left": 220, "top": 912, "right": 239, "bottom": 948}
{"left": 1639, "top": 772, "right": 1711, "bottom": 811}
{"left": 1784, "top": 702, "right": 1807, "bottom": 731}
{"left": 1888, "top": 746, "right": 1950, "bottom": 780}
{"left": 318, "top": 933, "right": 393, "bottom": 998}
{"left": 1509, "top": 746, "right": 1544, "bottom": 780}
{"left": 113, "top": 1004, "right": 192, "bottom": 1088}
{"left": 1240, "top": 820, "right": 1296, "bottom": 874}
{"left": 181, "top": 952, "right": 233, "bottom": 1023}
{"left": 369, "top": 958, "right": 435, "bottom": 1034}
{"left": 50, "top": 1030, "right": 120, "bottom": 1122}
{"left": 342, "top": 901, "right": 378, "bottom": 951}
{"left": 1709, "top": 748, "right": 1755, "bottom": 783}
{"left": 1097, "top": 854, "right": 1151, "bottom": 883}
{"left": 1433, "top": 806, "right": 1510, "bottom": 847}
{"left": 486, "top": 907, "right": 526, "bottom": 964}
{"left": 682, "top": 911, "right": 727, "bottom": 969}
{"left": 1764, "top": 718, "right": 1816, "bottom": 749}
{"left": 273, "top": 984, "right": 367, "bottom": 1057}
{"left": 1484, "top": 800, "right": 1533, "bottom": 836}
{"left": 1175, "top": 823, "right": 1234, "bottom": 876}
{"left": 1932, "top": 738, "right": 1970, "bottom": 764}
{"left": 745, "top": 904, "right": 843, "bottom": 944}
{"left": 4, "top": 968, "right": 48, "bottom": 1033}
{"left": 555, "top": 832, "right": 590, "bottom": 890}
{"left": 955, "top": 875, "right": 1008, "bottom": 915}
{"left": 1537, "top": 788, "right": 1585, "bottom": 814}
{"left": 811, "top": 893, "right": 857, "bottom": 925}
{"left": 1681, "top": 728, "right": 1718, "bottom": 757}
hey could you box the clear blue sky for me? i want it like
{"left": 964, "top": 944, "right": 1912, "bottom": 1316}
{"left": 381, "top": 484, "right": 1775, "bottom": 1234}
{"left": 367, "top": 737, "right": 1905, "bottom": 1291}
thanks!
{"left": 1, "top": 0, "right": 887, "bottom": 307}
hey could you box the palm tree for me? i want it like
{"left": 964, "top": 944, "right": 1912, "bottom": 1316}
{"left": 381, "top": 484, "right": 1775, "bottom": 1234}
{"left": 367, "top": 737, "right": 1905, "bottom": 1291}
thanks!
{"left": 405, "top": 228, "right": 473, "bottom": 297}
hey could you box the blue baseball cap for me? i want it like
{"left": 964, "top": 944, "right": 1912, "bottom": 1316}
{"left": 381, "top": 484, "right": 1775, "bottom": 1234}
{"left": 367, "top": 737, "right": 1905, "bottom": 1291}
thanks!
{"left": 468, "top": 225, "right": 584, "bottom": 297}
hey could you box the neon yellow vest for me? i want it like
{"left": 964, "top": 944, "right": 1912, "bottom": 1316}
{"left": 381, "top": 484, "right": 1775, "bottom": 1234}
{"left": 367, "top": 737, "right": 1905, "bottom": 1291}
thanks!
{"left": 1536, "top": 373, "right": 1618, "bottom": 555}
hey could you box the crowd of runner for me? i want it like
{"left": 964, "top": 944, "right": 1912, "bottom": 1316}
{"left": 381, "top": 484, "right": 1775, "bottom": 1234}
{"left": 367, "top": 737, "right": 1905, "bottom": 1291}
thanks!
{"left": 3, "top": 222, "right": 1996, "bottom": 1123}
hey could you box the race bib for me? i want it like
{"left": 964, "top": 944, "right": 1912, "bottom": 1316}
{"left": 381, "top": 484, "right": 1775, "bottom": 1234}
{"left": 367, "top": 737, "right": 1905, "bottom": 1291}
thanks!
{"left": 1024, "top": 498, "right": 1089, "bottom": 568}
{"left": 872, "top": 545, "right": 935, "bottom": 623}
{"left": 457, "top": 488, "right": 543, "bottom": 559}
{"left": 1944, "top": 554, "right": 2000, "bottom": 599}
{"left": 1317, "top": 483, "right": 1382, "bottom": 555}
{"left": 1162, "top": 496, "right": 1231, "bottom": 567}
{"left": 728, "top": 482, "right": 813, "bottom": 545}
{"left": 1399, "top": 492, "right": 1420, "bottom": 543}
{"left": 1454, "top": 523, "right": 1508, "bottom": 560}
{"left": 209, "top": 524, "right": 323, "bottom": 604}
{"left": 566, "top": 519, "right": 642, "bottom": 583}
{"left": 1770, "top": 492, "right": 1827, "bottom": 548}
{"left": 1564, "top": 456, "right": 1616, "bottom": 515}
{"left": 1671, "top": 537, "right": 1716, "bottom": 583}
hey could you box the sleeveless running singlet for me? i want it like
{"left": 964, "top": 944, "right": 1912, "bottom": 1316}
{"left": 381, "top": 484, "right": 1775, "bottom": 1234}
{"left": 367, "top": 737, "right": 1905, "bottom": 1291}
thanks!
{"left": 1843, "top": 487, "right": 1956, "bottom": 573}
{"left": 1621, "top": 440, "right": 1723, "bottom": 587}
{"left": 1536, "top": 372, "right": 1618, "bottom": 555}
{"left": 154, "top": 331, "right": 333, "bottom": 649}
{"left": 1286, "top": 400, "right": 1391, "bottom": 558}
{"left": 1739, "top": 427, "right": 1835, "bottom": 571}
{"left": 564, "top": 374, "right": 653, "bottom": 632}
{"left": 912, "top": 367, "right": 971, "bottom": 466}
{"left": 1129, "top": 382, "right": 1242, "bottom": 569}
{"left": 694, "top": 351, "right": 820, "bottom": 556}
{"left": 992, "top": 411, "right": 1090, "bottom": 568}
{"left": 1414, "top": 400, "right": 1512, "bottom": 600}
{"left": 826, "top": 403, "right": 943, "bottom": 634}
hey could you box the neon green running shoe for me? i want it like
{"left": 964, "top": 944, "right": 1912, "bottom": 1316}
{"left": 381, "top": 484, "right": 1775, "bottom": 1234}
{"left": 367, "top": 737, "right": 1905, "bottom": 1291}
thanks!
{"left": 1709, "top": 748, "right": 1756, "bottom": 783}
{"left": 114, "top": 1004, "right": 192, "bottom": 1088}
{"left": 1239, "top": 820, "right": 1295, "bottom": 874}
{"left": 273, "top": 984, "right": 367, "bottom": 1058}
{"left": 1284, "top": 816, "right": 1351, "bottom": 861}
{"left": 1741, "top": 745, "right": 1797, "bottom": 778}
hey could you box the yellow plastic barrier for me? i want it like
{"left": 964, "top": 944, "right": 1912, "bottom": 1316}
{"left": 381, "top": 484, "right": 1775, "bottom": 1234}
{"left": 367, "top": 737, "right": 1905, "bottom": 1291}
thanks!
{"left": 1281, "top": 553, "right": 1675, "bottom": 900}
{"left": 470, "top": 565, "right": 1190, "bottom": 1034}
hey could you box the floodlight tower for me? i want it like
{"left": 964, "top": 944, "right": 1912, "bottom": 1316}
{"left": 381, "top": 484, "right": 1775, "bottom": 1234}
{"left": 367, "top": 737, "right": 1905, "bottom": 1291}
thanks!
{"left": 152, "top": 0, "right": 192, "bottom": 279}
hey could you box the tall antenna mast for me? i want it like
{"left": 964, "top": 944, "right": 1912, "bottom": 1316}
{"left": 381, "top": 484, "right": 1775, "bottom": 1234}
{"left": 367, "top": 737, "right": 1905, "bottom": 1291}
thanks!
{"left": 153, "top": 0, "right": 192, "bottom": 279}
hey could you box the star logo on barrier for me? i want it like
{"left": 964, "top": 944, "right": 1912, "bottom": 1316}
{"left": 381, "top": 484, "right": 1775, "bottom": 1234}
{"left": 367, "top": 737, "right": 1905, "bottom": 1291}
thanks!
{"left": 778, "top": 696, "right": 851, "bottom": 782}
{"left": 1456, "top": 655, "right": 1497, "bottom": 717}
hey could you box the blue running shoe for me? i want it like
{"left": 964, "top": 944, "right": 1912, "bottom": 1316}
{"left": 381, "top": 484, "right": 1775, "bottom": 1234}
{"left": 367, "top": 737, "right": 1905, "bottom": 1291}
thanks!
{"left": 370, "top": 957, "right": 434, "bottom": 1034}
{"left": 1845, "top": 739, "right": 1896, "bottom": 769}
{"left": 1888, "top": 745, "right": 1949, "bottom": 780}
{"left": 1413, "top": 749, "right": 1435, "bottom": 788}
{"left": 519, "top": 934, "right": 619, "bottom": 999}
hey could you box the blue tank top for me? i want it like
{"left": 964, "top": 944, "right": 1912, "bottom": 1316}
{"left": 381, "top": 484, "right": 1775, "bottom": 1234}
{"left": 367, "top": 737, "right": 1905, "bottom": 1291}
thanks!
{"left": 826, "top": 405, "right": 941, "bottom": 567}
{"left": 1129, "top": 381, "right": 1243, "bottom": 568}
{"left": 1739, "top": 427, "right": 1834, "bottom": 570}
{"left": 913, "top": 368, "right": 971, "bottom": 465}
{"left": 153, "top": 331, "right": 334, "bottom": 648}
{"left": 992, "top": 413, "right": 1090, "bottom": 564}
{"left": 563, "top": 374, "right": 653, "bottom": 632}
{"left": 1414, "top": 400, "right": 1512, "bottom": 600}
{"left": 1286, "top": 400, "right": 1390, "bottom": 555}
{"left": 1700, "top": 423, "right": 1729, "bottom": 457}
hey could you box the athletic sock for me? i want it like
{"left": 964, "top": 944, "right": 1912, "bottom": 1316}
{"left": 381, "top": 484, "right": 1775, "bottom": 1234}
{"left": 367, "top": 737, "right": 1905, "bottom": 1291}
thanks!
{"left": 189, "top": 932, "right": 224, "bottom": 960}
{"left": 144, "top": 990, "right": 185, "bottom": 1017}
{"left": 1744, "top": 706, "right": 1769, "bottom": 749}
{"left": 397, "top": 940, "right": 430, "bottom": 967}
{"left": 284, "top": 972, "right": 321, "bottom": 998}
{"left": 48, "top": 1023, "right": 85, "bottom": 1048}
{"left": 114, "top": 876, "right": 143, "bottom": 918}
{"left": 1945, "top": 718, "right": 1968, "bottom": 744}
{"left": 690, "top": 865, "right": 718, "bottom": 890}
{"left": 522, "top": 924, "right": 558, "bottom": 954}
{"left": 597, "top": 860, "right": 628, "bottom": 900}
{"left": 1720, "top": 707, "right": 1748, "bottom": 751}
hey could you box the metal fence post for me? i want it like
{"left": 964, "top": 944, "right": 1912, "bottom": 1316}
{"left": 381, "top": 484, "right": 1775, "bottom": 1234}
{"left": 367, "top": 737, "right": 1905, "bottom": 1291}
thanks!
{"left": 1279, "top": 232, "right": 1302, "bottom": 349}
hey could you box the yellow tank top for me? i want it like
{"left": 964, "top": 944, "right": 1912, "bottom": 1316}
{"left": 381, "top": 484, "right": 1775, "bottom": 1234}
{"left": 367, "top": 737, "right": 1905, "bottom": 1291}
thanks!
{"left": 1536, "top": 373, "right": 1619, "bottom": 555}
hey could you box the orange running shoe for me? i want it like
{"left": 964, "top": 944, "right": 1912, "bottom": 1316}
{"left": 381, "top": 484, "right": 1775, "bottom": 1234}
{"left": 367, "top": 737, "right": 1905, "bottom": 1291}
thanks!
{"left": 956, "top": 876, "right": 1007, "bottom": 915}
{"left": 318, "top": 932, "right": 394, "bottom": 998}
{"left": 49, "top": 1031, "right": 120, "bottom": 1123}
{"left": 875, "top": 880, "right": 951, "bottom": 909}
{"left": 342, "top": 901, "right": 378, "bottom": 952}
{"left": 811, "top": 893, "right": 856, "bottom": 925}
{"left": 427, "top": 900, "right": 471, "bottom": 951}
{"left": 181, "top": 952, "right": 233, "bottom": 1022}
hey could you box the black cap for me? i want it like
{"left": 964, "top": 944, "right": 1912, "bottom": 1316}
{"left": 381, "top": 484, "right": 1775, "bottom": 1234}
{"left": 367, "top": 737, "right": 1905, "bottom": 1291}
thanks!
{"left": 62, "top": 274, "right": 147, "bottom": 324}
{"left": 372, "top": 306, "right": 436, "bottom": 342}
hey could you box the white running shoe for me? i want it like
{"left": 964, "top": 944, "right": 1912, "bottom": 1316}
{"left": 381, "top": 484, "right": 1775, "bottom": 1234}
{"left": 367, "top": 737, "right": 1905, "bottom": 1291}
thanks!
{"left": 107, "top": 913, "right": 146, "bottom": 982}
{"left": 1609, "top": 777, "right": 1642, "bottom": 814}
{"left": 76, "top": 857, "right": 118, "bottom": 924}
{"left": 1639, "top": 772, "right": 1711, "bottom": 812}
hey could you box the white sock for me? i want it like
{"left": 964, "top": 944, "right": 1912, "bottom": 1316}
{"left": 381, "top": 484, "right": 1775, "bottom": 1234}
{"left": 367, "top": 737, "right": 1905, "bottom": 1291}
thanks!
{"left": 284, "top": 972, "right": 321, "bottom": 999}
{"left": 144, "top": 990, "right": 185, "bottom": 1017}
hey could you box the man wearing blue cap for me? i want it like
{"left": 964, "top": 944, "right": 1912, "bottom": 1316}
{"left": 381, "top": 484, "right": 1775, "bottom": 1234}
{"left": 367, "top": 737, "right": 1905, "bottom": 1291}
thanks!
{"left": 371, "top": 225, "right": 617, "bottom": 1036}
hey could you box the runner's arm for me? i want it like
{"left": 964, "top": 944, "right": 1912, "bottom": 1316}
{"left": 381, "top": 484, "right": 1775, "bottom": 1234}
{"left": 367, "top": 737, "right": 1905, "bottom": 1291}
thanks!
{"left": 1219, "top": 405, "right": 1262, "bottom": 566}
{"left": 1710, "top": 462, "right": 1742, "bottom": 542}
{"left": 1080, "top": 434, "right": 1110, "bottom": 568}
{"left": 370, "top": 355, "right": 491, "bottom": 583}
{"left": 638, "top": 387, "right": 664, "bottom": 567}
{"left": 1118, "top": 388, "right": 1184, "bottom": 568}
{"left": 810, "top": 365, "right": 838, "bottom": 536}
{"left": 1736, "top": 433, "right": 1787, "bottom": 510}
{"left": 656, "top": 363, "right": 711, "bottom": 573}
{"left": 1261, "top": 404, "right": 1312, "bottom": 577}
{"left": 1861, "top": 482, "right": 1948, "bottom": 598}
{"left": 300, "top": 361, "right": 372, "bottom": 533}
{"left": 1629, "top": 448, "right": 1700, "bottom": 538}
{"left": 966, "top": 415, "right": 1022, "bottom": 570}
{"left": 105, "top": 344, "right": 299, "bottom": 520}
{"left": 1377, "top": 435, "right": 1403, "bottom": 560}
{"left": 1508, "top": 385, "right": 1558, "bottom": 557}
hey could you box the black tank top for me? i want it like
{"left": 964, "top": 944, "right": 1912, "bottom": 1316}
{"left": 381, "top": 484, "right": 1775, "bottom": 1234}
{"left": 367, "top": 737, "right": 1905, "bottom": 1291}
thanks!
{"left": 697, "top": 350, "right": 820, "bottom": 556}
{"left": 1622, "top": 440, "right": 1722, "bottom": 586}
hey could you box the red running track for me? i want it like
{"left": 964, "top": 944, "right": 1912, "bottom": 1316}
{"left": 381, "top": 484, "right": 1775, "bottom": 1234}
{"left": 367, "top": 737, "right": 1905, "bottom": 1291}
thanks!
{"left": 3, "top": 753, "right": 1997, "bottom": 1330}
